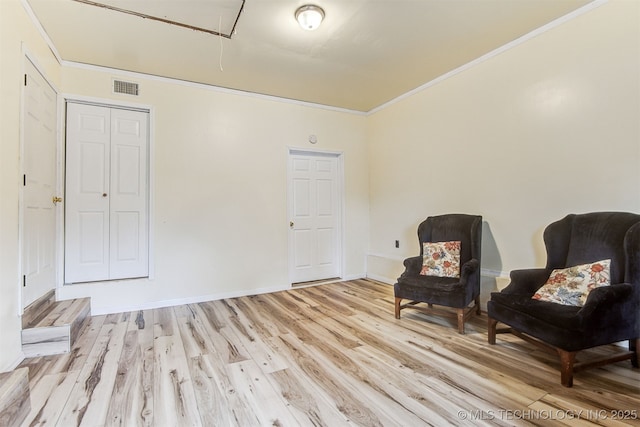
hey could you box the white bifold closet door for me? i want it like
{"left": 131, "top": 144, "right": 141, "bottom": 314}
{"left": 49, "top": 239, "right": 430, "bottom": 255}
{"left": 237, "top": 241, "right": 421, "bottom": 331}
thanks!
{"left": 65, "top": 102, "right": 149, "bottom": 283}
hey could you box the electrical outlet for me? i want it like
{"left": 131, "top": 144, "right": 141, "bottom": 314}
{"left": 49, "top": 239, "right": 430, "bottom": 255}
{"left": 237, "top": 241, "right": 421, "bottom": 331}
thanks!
{"left": 395, "top": 240, "right": 399, "bottom": 248}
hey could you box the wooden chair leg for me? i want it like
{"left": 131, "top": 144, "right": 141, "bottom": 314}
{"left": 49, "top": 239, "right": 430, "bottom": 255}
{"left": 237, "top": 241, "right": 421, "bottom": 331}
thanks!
{"left": 394, "top": 297, "right": 402, "bottom": 319}
{"left": 457, "top": 308, "right": 464, "bottom": 334}
{"left": 487, "top": 317, "right": 498, "bottom": 344}
{"left": 558, "top": 349, "right": 577, "bottom": 387}
{"left": 631, "top": 338, "right": 640, "bottom": 368}
{"left": 475, "top": 296, "right": 481, "bottom": 315}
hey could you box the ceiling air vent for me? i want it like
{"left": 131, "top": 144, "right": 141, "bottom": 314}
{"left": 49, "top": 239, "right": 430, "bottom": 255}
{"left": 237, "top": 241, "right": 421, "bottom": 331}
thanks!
{"left": 113, "top": 79, "right": 139, "bottom": 96}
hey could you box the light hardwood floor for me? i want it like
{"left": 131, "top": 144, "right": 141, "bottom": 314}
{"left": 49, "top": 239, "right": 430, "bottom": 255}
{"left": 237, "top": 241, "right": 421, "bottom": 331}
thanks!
{"left": 16, "top": 279, "right": 640, "bottom": 426}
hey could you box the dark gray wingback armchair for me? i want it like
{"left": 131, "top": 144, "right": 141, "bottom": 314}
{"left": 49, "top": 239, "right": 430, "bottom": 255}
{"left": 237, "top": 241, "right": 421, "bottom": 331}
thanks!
{"left": 487, "top": 212, "right": 640, "bottom": 387}
{"left": 394, "top": 214, "right": 482, "bottom": 334}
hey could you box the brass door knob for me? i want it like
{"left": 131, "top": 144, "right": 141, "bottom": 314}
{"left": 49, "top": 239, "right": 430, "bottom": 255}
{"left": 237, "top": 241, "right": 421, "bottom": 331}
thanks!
{"left": 290, "top": 221, "right": 294, "bottom": 228}
{"left": 52, "top": 196, "right": 63, "bottom": 204}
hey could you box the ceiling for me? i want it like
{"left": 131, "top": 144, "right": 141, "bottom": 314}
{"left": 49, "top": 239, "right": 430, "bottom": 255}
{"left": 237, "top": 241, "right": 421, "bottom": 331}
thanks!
{"left": 26, "top": 0, "right": 594, "bottom": 112}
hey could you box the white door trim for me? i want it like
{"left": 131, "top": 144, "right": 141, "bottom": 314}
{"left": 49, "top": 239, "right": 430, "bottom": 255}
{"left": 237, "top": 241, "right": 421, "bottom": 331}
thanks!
{"left": 287, "top": 147, "right": 345, "bottom": 285}
{"left": 61, "top": 94, "right": 155, "bottom": 283}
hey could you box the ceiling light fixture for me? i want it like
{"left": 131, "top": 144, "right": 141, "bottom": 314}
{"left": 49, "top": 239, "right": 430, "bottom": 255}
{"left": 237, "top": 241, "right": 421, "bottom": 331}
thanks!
{"left": 295, "top": 5, "right": 325, "bottom": 31}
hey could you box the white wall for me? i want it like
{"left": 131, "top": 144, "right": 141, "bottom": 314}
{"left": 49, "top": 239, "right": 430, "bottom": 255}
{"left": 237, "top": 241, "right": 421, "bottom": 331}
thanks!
{"left": 366, "top": 0, "right": 640, "bottom": 303}
{"left": 0, "top": 0, "right": 62, "bottom": 371}
{"left": 2, "top": 0, "right": 638, "bottom": 373}
{"left": 56, "top": 66, "right": 370, "bottom": 314}
{"left": 0, "top": 0, "right": 369, "bottom": 372}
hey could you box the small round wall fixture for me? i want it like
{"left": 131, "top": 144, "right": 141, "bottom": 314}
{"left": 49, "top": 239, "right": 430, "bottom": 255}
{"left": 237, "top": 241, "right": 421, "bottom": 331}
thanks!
{"left": 309, "top": 134, "right": 318, "bottom": 144}
{"left": 295, "top": 5, "right": 325, "bottom": 31}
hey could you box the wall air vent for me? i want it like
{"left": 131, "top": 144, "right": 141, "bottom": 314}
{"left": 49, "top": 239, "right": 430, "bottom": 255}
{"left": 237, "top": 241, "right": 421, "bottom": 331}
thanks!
{"left": 113, "top": 79, "right": 139, "bottom": 96}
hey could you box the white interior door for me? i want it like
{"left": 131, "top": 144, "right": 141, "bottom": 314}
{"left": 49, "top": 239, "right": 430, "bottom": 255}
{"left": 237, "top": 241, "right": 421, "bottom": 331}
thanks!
{"left": 289, "top": 151, "right": 341, "bottom": 283}
{"left": 22, "top": 58, "right": 58, "bottom": 308}
{"left": 65, "top": 103, "right": 149, "bottom": 283}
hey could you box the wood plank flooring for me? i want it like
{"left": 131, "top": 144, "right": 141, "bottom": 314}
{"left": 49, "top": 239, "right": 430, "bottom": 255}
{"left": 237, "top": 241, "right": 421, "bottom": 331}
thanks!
{"left": 0, "top": 368, "right": 30, "bottom": 426}
{"left": 16, "top": 279, "right": 640, "bottom": 426}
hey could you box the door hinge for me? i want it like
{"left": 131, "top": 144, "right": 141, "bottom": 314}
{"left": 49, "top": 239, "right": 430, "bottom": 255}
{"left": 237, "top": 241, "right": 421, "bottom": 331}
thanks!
{"left": 23, "top": 275, "right": 26, "bottom": 287}
{"left": 24, "top": 74, "right": 27, "bottom": 86}
{"left": 23, "top": 174, "right": 26, "bottom": 186}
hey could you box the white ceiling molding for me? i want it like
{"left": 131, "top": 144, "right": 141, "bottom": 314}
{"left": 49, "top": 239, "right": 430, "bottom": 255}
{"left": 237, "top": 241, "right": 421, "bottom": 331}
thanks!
{"left": 367, "top": 0, "right": 608, "bottom": 116}
{"left": 61, "top": 60, "right": 367, "bottom": 116}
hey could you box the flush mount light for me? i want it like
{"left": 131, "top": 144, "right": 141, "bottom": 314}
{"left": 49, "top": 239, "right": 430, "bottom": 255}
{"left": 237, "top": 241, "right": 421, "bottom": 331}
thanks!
{"left": 295, "top": 5, "right": 325, "bottom": 31}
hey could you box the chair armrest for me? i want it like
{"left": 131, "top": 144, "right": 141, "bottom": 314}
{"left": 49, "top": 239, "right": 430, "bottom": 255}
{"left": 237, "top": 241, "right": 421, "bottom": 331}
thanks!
{"left": 579, "top": 283, "right": 639, "bottom": 322}
{"left": 460, "top": 258, "right": 479, "bottom": 282}
{"left": 500, "top": 268, "right": 551, "bottom": 295}
{"left": 401, "top": 256, "right": 423, "bottom": 276}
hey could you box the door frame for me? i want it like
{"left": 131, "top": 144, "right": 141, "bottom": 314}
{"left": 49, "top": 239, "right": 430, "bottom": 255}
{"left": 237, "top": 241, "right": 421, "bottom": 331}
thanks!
{"left": 287, "top": 147, "right": 345, "bottom": 285}
{"left": 59, "top": 95, "right": 156, "bottom": 285}
{"left": 18, "top": 50, "right": 60, "bottom": 313}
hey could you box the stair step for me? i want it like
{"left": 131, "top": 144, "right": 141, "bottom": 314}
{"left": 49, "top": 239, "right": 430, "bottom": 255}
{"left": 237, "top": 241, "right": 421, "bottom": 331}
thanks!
{"left": 22, "top": 297, "right": 91, "bottom": 358}
{"left": 21, "top": 290, "right": 56, "bottom": 329}
{"left": 0, "top": 367, "right": 30, "bottom": 426}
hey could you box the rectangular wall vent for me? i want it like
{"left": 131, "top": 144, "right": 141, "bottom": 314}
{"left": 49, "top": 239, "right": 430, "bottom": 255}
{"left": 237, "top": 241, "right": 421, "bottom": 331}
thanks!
{"left": 113, "top": 79, "right": 139, "bottom": 96}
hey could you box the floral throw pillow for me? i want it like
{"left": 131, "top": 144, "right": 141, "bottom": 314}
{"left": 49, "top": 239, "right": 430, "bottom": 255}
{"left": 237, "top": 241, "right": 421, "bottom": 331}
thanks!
{"left": 532, "top": 259, "right": 611, "bottom": 306}
{"left": 420, "top": 241, "right": 461, "bottom": 278}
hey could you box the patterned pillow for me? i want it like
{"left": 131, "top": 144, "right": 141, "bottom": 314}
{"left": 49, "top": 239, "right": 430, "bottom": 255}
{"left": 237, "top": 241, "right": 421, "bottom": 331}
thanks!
{"left": 532, "top": 259, "right": 611, "bottom": 306}
{"left": 420, "top": 241, "right": 461, "bottom": 278}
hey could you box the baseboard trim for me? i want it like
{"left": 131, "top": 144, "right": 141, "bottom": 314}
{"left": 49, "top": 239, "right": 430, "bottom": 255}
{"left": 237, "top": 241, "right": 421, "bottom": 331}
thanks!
{"left": 4, "top": 352, "right": 26, "bottom": 373}
{"left": 365, "top": 273, "right": 395, "bottom": 285}
{"left": 87, "top": 283, "right": 291, "bottom": 316}
{"left": 481, "top": 268, "right": 510, "bottom": 278}
{"left": 343, "top": 273, "right": 366, "bottom": 281}
{"left": 59, "top": 274, "right": 370, "bottom": 316}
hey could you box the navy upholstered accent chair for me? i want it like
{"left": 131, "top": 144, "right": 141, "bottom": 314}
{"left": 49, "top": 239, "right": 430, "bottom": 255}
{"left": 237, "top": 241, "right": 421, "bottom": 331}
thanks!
{"left": 487, "top": 212, "right": 640, "bottom": 387}
{"left": 394, "top": 214, "right": 482, "bottom": 334}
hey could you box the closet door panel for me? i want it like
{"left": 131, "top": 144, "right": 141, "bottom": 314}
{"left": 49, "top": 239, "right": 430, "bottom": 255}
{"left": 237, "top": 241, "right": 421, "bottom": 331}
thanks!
{"left": 65, "top": 103, "right": 110, "bottom": 283}
{"left": 110, "top": 108, "right": 149, "bottom": 279}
